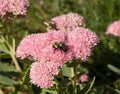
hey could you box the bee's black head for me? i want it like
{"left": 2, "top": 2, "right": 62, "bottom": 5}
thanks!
{"left": 53, "top": 42, "right": 68, "bottom": 52}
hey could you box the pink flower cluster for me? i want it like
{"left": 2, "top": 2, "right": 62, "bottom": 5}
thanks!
{"left": 67, "top": 27, "right": 98, "bottom": 60}
{"left": 16, "top": 31, "right": 74, "bottom": 64}
{"left": 30, "top": 61, "right": 57, "bottom": 88}
{"left": 16, "top": 13, "right": 99, "bottom": 88}
{"left": 16, "top": 31, "right": 74, "bottom": 88}
{"left": 46, "top": 13, "right": 85, "bottom": 32}
{"left": 106, "top": 20, "right": 120, "bottom": 37}
{"left": 78, "top": 74, "right": 89, "bottom": 83}
{"left": 0, "top": 0, "right": 10, "bottom": 16}
{"left": 0, "top": 0, "right": 29, "bottom": 16}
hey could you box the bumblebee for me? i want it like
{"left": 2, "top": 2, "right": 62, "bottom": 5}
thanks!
{"left": 53, "top": 42, "right": 68, "bottom": 52}
{"left": 44, "top": 20, "right": 58, "bottom": 30}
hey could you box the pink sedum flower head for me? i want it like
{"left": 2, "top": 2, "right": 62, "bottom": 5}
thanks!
{"left": 16, "top": 33, "right": 49, "bottom": 60}
{"left": 30, "top": 60, "right": 66, "bottom": 88}
{"left": 16, "top": 30, "right": 74, "bottom": 63}
{"left": 30, "top": 61, "right": 55, "bottom": 88}
{"left": 78, "top": 74, "right": 89, "bottom": 83}
{"left": 67, "top": 27, "right": 99, "bottom": 61}
{"left": 106, "top": 20, "right": 120, "bottom": 37}
{"left": 47, "top": 12, "right": 85, "bottom": 32}
{"left": 0, "top": 0, "right": 10, "bottom": 16}
{"left": 16, "top": 16, "right": 99, "bottom": 88}
{"left": 0, "top": 0, "right": 29, "bottom": 16}
{"left": 16, "top": 27, "right": 98, "bottom": 62}
{"left": 9, "top": 0, "right": 29, "bottom": 15}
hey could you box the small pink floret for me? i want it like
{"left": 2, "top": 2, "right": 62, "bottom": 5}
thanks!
{"left": 78, "top": 74, "right": 89, "bottom": 83}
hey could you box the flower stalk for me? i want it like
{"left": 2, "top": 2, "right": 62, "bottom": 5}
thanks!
{"left": 9, "top": 51, "right": 22, "bottom": 72}
{"left": 2, "top": 37, "right": 22, "bottom": 72}
{"left": 73, "top": 64, "right": 78, "bottom": 94}
{"left": 8, "top": 39, "right": 22, "bottom": 72}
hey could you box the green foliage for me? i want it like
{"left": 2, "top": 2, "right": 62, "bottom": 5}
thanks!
{"left": 106, "top": 86, "right": 120, "bottom": 94}
{"left": 0, "top": 75, "right": 18, "bottom": 85}
{"left": 62, "top": 65, "right": 74, "bottom": 78}
{"left": 22, "top": 65, "right": 31, "bottom": 84}
{"left": 0, "top": 41, "right": 9, "bottom": 54}
{"left": 0, "top": 63, "right": 16, "bottom": 72}
{"left": 108, "top": 64, "right": 120, "bottom": 75}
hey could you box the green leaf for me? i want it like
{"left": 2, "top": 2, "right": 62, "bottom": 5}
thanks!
{"left": 107, "top": 64, "right": 120, "bottom": 75}
{"left": 106, "top": 85, "right": 120, "bottom": 94}
{"left": 46, "top": 89, "right": 58, "bottom": 94}
{"left": 80, "top": 77, "right": 96, "bottom": 94}
{"left": 22, "top": 66, "right": 31, "bottom": 84}
{"left": 95, "top": 85, "right": 105, "bottom": 94}
{"left": 32, "top": 85, "right": 42, "bottom": 94}
{"left": 0, "top": 75, "right": 18, "bottom": 85}
{"left": 40, "top": 89, "right": 47, "bottom": 94}
{"left": 0, "top": 63, "right": 17, "bottom": 72}
{"left": 0, "top": 23, "right": 3, "bottom": 28}
{"left": 0, "top": 42, "right": 9, "bottom": 53}
{"left": 62, "top": 65, "right": 74, "bottom": 78}
{"left": 0, "top": 53, "right": 10, "bottom": 59}
{"left": 41, "top": 89, "right": 58, "bottom": 94}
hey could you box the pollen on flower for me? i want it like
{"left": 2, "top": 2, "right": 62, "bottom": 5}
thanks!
{"left": 106, "top": 20, "right": 120, "bottom": 37}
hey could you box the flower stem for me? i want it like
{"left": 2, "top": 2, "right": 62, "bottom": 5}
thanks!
{"left": 73, "top": 65, "right": 77, "bottom": 94}
{"left": 9, "top": 52, "right": 22, "bottom": 72}
{"left": 60, "top": 70, "right": 64, "bottom": 81}
{"left": 5, "top": 38, "right": 22, "bottom": 72}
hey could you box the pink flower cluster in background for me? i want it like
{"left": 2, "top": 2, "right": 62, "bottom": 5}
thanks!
{"left": 47, "top": 12, "right": 85, "bottom": 32}
{"left": 16, "top": 13, "right": 99, "bottom": 88}
{"left": 106, "top": 20, "right": 120, "bottom": 37}
{"left": 0, "top": 0, "right": 10, "bottom": 16}
{"left": 0, "top": 0, "right": 29, "bottom": 16}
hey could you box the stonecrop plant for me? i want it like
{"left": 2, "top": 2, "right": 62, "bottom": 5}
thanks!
{"left": 16, "top": 12, "right": 99, "bottom": 93}
{"left": 1, "top": 0, "right": 120, "bottom": 94}
{"left": 0, "top": 0, "right": 29, "bottom": 72}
